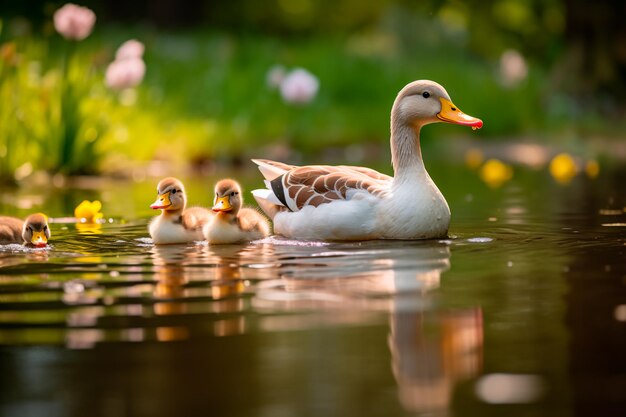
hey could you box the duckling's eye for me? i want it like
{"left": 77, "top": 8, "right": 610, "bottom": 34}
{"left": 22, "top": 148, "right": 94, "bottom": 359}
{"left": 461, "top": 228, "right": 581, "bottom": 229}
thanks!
{"left": 43, "top": 225, "right": 48, "bottom": 231}
{"left": 171, "top": 189, "right": 177, "bottom": 195}
{"left": 27, "top": 226, "right": 32, "bottom": 232}
{"left": 230, "top": 191, "right": 236, "bottom": 197}
{"left": 422, "top": 91, "right": 430, "bottom": 99}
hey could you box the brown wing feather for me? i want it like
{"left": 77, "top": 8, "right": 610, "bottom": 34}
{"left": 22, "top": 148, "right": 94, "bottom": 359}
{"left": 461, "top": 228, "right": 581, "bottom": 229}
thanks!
{"left": 283, "top": 165, "right": 389, "bottom": 210}
{"left": 253, "top": 159, "right": 296, "bottom": 172}
{"left": 0, "top": 216, "right": 23, "bottom": 243}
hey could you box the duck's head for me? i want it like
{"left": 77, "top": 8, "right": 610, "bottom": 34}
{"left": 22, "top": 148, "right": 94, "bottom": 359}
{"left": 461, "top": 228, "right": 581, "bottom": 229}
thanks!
{"left": 392, "top": 80, "right": 483, "bottom": 129}
{"left": 22, "top": 213, "right": 50, "bottom": 247}
{"left": 212, "top": 179, "right": 242, "bottom": 215}
{"left": 151, "top": 177, "right": 187, "bottom": 212}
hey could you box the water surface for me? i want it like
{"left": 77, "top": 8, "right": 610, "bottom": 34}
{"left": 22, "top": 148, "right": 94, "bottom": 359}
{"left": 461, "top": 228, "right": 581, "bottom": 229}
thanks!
{"left": 0, "top": 164, "right": 625, "bottom": 417}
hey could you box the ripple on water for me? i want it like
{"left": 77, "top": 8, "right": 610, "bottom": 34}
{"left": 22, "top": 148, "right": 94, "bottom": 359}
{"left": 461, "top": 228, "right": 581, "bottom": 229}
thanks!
{"left": 255, "top": 236, "right": 331, "bottom": 247}
{"left": 0, "top": 243, "right": 50, "bottom": 253}
{"left": 466, "top": 237, "right": 494, "bottom": 243}
{"left": 134, "top": 237, "right": 154, "bottom": 246}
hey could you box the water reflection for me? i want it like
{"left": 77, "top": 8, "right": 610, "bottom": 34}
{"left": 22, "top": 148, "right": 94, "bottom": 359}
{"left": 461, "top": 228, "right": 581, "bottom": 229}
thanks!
{"left": 391, "top": 308, "right": 482, "bottom": 413}
{"left": 254, "top": 241, "right": 483, "bottom": 414}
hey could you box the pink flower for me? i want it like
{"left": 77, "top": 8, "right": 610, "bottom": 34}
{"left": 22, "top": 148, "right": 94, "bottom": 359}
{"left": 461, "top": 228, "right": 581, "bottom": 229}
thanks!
{"left": 105, "top": 57, "right": 146, "bottom": 90}
{"left": 279, "top": 68, "right": 319, "bottom": 104}
{"left": 53, "top": 3, "right": 96, "bottom": 41}
{"left": 115, "top": 39, "right": 145, "bottom": 60}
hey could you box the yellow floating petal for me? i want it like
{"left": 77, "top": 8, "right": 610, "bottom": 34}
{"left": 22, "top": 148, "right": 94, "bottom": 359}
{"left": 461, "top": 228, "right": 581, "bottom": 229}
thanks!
{"left": 74, "top": 200, "right": 104, "bottom": 223}
{"left": 549, "top": 153, "right": 577, "bottom": 184}
{"left": 479, "top": 159, "right": 513, "bottom": 188}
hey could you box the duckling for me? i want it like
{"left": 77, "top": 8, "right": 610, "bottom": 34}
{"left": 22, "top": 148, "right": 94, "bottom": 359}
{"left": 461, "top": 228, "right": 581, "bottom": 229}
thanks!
{"left": 0, "top": 213, "right": 50, "bottom": 247}
{"left": 149, "top": 177, "right": 212, "bottom": 244}
{"left": 204, "top": 179, "right": 270, "bottom": 244}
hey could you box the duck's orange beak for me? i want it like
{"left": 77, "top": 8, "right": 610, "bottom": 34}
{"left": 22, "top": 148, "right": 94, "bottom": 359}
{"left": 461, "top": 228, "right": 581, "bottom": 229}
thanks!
{"left": 213, "top": 196, "right": 233, "bottom": 212}
{"left": 437, "top": 97, "right": 483, "bottom": 129}
{"left": 31, "top": 231, "right": 48, "bottom": 247}
{"left": 151, "top": 192, "right": 172, "bottom": 210}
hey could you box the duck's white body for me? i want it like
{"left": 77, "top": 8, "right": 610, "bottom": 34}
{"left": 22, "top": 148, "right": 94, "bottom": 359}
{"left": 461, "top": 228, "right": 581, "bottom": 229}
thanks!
{"left": 252, "top": 80, "right": 481, "bottom": 241}
{"left": 149, "top": 215, "right": 205, "bottom": 244}
{"left": 252, "top": 161, "right": 449, "bottom": 241}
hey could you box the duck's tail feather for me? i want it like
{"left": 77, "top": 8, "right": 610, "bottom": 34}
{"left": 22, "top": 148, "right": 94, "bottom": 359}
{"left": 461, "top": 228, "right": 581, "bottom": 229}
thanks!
{"left": 251, "top": 159, "right": 293, "bottom": 181}
{"left": 251, "top": 189, "right": 286, "bottom": 220}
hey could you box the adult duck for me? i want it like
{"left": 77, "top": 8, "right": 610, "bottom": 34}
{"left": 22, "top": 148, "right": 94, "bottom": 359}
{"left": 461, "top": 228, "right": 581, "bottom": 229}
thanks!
{"left": 205, "top": 179, "right": 270, "bottom": 244}
{"left": 149, "top": 177, "right": 212, "bottom": 244}
{"left": 251, "top": 80, "right": 482, "bottom": 240}
{"left": 0, "top": 213, "right": 50, "bottom": 247}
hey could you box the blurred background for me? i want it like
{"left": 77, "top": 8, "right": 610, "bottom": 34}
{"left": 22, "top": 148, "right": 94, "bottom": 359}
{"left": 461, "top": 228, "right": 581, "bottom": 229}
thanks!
{"left": 0, "top": 0, "right": 624, "bottom": 182}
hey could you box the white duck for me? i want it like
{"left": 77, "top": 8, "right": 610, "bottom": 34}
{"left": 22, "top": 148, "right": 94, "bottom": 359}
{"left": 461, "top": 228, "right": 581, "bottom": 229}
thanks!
{"left": 0, "top": 213, "right": 50, "bottom": 247}
{"left": 251, "top": 80, "right": 482, "bottom": 241}
{"left": 204, "top": 179, "right": 270, "bottom": 244}
{"left": 149, "top": 177, "right": 212, "bottom": 244}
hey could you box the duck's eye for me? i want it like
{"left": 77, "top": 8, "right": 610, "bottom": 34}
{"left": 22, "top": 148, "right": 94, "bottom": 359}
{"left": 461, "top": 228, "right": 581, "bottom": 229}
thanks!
{"left": 422, "top": 91, "right": 430, "bottom": 98}
{"left": 43, "top": 225, "right": 48, "bottom": 231}
{"left": 171, "top": 189, "right": 177, "bottom": 195}
{"left": 27, "top": 226, "right": 32, "bottom": 232}
{"left": 230, "top": 191, "right": 236, "bottom": 197}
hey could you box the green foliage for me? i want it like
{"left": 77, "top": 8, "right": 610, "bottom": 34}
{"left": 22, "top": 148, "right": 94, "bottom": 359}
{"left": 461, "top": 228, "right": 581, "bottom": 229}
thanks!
{"left": 0, "top": 0, "right": 608, "bottom": 180}
{"left": 0, "top": 36, "right": 113, "bottom": 181}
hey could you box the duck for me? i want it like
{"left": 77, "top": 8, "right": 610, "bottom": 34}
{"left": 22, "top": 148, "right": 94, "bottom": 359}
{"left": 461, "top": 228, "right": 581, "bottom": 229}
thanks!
{"left": 204, "top": 179, "right": 270, "bottom": 244}
{"left": 0, "top": 213, "right": 50, "bottom": 247}
{"left": 251, "top": 80, "right": 482, "bottom": 241}
{"left": 148, "top": 177, "right": 212, "bottom": 244}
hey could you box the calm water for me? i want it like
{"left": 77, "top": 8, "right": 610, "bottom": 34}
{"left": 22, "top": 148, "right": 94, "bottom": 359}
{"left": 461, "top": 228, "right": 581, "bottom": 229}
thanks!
{"left": 0, "top": 163, "right": 625, "bottom": 417}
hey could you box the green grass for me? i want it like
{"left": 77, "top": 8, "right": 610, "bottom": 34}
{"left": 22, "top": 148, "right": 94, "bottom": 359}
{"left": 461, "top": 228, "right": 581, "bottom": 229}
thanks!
{"left": 0, "top": 18, "right": 616, "bottom": 181}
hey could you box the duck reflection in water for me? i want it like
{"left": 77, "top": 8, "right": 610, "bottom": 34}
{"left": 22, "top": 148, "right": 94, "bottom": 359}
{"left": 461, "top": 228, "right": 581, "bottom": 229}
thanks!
{"left": 390, "top": 307, "right": 483, "bottom": 413}
{"left": 151, "top": 244, "right": 196, "bottom": 341}
{"left": 151, "top": 242, "right": 276, "bottom": 339}
{"left": 255, "top": 242, "right": 483, "bottom": 414}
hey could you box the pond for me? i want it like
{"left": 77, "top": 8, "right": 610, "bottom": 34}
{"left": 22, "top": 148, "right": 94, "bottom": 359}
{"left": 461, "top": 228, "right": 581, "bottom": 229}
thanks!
{"left": 0, "top": 159, "right": 625, "bottom": 417}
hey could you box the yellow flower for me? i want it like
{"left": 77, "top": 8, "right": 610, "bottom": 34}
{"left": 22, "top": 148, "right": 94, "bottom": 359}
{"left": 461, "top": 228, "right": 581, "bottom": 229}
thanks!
{"left": 479, "top": 159, "right": 513, "bottom": 188}
{"left": 549, "top": 153, "right": 577, "bottom": 184}
{"left": 74, "top": 200, "right": 104, "bottom": 223}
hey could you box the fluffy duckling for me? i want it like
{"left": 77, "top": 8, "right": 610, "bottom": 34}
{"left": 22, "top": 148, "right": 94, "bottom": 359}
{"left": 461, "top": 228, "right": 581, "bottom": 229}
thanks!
{"left": 149, "top": 177, "right": 212, "bottom": 244}
{"left": 204, "top": 179, "right": 270, "bottom": 244}
{"left": 0, "top": 213, "right": 50, "bottom": 247}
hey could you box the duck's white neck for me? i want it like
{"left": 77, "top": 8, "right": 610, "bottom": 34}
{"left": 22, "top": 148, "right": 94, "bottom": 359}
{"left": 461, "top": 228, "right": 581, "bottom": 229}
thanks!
{"left": 390, "top": 121, "right": 428, "bottom": 184}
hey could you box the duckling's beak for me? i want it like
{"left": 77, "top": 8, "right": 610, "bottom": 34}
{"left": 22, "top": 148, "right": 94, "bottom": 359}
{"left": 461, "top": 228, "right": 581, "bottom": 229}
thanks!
{"left": 31, "top": 231, "right": 48, "bottom": 247}
{"left": 437, "top": 97, "right": 483, "bottom": 129}
{"left": 151, "top": 192, "right": 172, "bottom": 210}
{"left": 213, "top": 196, "right": 233, "bottom": 212}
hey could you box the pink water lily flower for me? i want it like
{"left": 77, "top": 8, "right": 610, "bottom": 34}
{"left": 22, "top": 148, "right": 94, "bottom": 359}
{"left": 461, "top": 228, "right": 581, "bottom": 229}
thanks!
{"left": 53, "top": 3, "right": 96, "bottom": 41}
{"left": 115, "top": 39, "right": 145, "bottom": 60}
{"left": 279, "top": 68, "right": 319, "bottom": 105}
{"left": 105, "top": 57, "right": 146, "bottom": 90}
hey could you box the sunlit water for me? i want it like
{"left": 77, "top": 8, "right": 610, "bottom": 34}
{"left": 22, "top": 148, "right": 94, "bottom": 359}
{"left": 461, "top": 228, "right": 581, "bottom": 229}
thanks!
{"left": 0, "top": 164, "right": 625, "bottom": 417}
